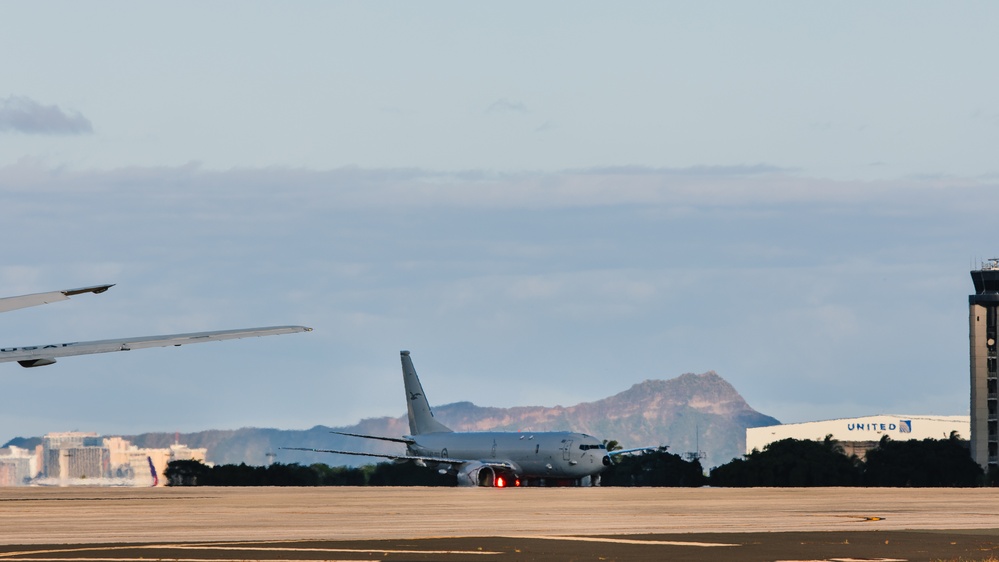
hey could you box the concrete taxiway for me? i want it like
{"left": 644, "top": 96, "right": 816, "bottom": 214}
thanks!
{"left": 1, "top": 487, "right": 997, "bottom": 561}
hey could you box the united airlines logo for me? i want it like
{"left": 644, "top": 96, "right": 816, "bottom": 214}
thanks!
{"left": 845, "top": 419, "right": 913, "bottom": 433}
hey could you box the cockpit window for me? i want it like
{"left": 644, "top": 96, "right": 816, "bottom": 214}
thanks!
{"left": 578, "top": 444, "right": 607, "bottom": 451}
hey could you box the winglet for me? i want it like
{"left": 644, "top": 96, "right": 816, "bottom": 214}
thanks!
{"left": 62, "top": 284, "right": 115, "bottom": 296}
{"left": 0, "top": 284, "right": 115, "bottom": 314}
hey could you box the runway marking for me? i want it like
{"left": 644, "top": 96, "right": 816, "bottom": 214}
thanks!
{"left": 0, "top": 547, "right": 140, "bottom": 558}
{"left": 0, "top": 543, "right": 501, "bottom": 558}
{"left": 832, "top": 559, "right": 905, "bottom": 562}
{"left": 0, "top": 559, "right": 377, "bottom": 562}
{"left": 503, "top": 535, "right": 739, "bottom": 547}
{"left": 776, "top": 559, "right": 906, "bottom": 562}
{"left": 167, "top": 545, "right": 501, "bottom": 555}
{"left": 828, "top": 515, "right": 887, "bottom": 522}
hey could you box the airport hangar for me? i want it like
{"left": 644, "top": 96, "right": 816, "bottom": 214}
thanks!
{"left": 748, "top": 261, "right": 995, "bottom": 466}
{"left": 746, "top": 414, "right": 970, "bottom": 459}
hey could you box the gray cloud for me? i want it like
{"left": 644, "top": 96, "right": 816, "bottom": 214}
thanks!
{"left": 534, "top": 120, "right": 556, "bottom": 133}
{"left": 484, "top": 98, "right": 529, "bottom": 114}
{"left": 0, "top": 96, "right": 93, "bottom": 135}
{"left": 574, "top": 164, "right": 789, "bottom": 177}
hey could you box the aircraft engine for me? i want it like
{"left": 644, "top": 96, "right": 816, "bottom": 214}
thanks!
{"left": 18, "top": 358, "right": 57, "bottom": 368}
{"left": 456, "top": 462, "right": 521, "bottom": 488}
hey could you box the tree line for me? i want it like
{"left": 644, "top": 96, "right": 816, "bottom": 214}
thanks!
{"left": 165, "top": 458, "right": 455, "bottom": 486}
{"left": 165, "top": 434, "right": 995, "bottom": 487}
{"left": 711, "top": 434, "right": 989, "bottom": 487}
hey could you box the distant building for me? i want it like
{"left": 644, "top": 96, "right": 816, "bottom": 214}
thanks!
{"left": 0, "top": 431, "right": 208, "bottom": 487}
{"left": 168, "top": 443, "right": 208, "bottom": 463}
{"left": 105, "top": 436, "right": 207, "bottom": 487}
{"left": 746, "top": 415, "right": 970, "bottom": 460}
{"left": 0, "top": 446, "right": 41, "bottom": 486}
{"left": 42, "top": 432, "right": 108, "bottom": 481}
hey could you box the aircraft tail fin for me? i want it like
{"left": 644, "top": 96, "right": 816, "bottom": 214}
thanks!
{"left": 400, "top": 350, "right": 452, "bottom": 435}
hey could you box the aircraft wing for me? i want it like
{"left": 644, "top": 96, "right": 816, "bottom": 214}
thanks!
{"left": 281, "top": 447, "right": 515, "bottom": 470}
{"left": 1, "top": 325, "right": 312, "bottom": 368}
{"left": 282, "top": 446, "right": 428, "bottom": 462}
{"left": 0, "top": 284, "right": 114, "bottom": 314}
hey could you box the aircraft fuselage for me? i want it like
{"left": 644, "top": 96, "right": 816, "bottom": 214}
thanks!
{"left": 408, "top": 431, "right": 609, "bottom": 480}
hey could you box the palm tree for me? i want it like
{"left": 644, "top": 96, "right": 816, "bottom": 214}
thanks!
{"left": 603, "top": 439, "right": 623, "bottom": 452}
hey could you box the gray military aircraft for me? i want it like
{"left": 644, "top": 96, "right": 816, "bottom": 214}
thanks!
{"left": 1, "top": 284, "right": 311, "bottom": 367}
{"left": 285, "top": 350, "right": 649, "bottom": 487}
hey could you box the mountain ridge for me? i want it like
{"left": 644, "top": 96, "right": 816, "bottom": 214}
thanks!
{"left": 119, "top": 370, "right": 778, "bottom": 468}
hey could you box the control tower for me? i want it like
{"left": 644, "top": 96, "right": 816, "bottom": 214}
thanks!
{"left": 969, "top": 259, "right": 999, "bottom": 470}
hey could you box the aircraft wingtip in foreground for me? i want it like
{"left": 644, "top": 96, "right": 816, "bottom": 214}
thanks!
{"left": 286, "top": 350, "right": 656, "bottom": 487}
{"left": 1, "top": 284, "right": 311, "bottom": 368}
{"left": 0, "top": 284, "right": 115, "bottom": 314}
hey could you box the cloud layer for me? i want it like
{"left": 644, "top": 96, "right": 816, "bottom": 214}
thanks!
{"left": 1, "top": 161, "right": 993, "bottom": 445}
{"left": 0, "top": 96, "right": 93, "bottom": 135}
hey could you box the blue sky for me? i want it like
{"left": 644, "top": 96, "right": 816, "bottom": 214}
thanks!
{"left": 2, "top": 2, "right": 998, "bottom": 444}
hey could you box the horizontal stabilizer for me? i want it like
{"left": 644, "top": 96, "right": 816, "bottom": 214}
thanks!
{"left": 330, "top": 431, "right": 415, "bottom": 445}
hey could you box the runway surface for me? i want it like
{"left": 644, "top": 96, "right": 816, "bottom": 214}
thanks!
{"left": 1, "top": 487, "right": 997, "bottom": 561}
